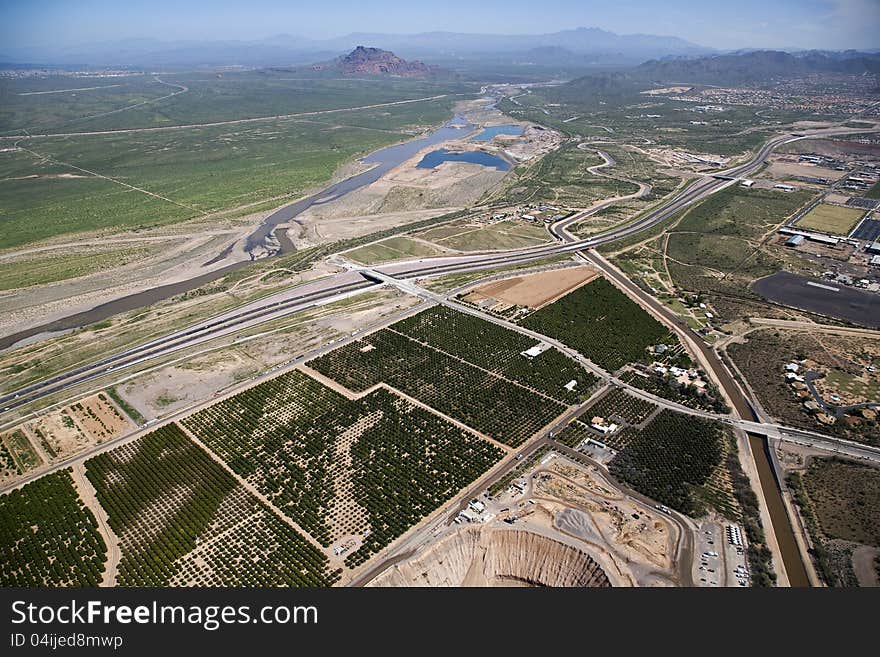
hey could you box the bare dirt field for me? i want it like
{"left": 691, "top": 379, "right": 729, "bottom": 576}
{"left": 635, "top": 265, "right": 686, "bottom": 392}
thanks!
{"left": 641, "top": 86, "right": 692, "bottom": 95}
{"left": 465, "top": 266, "right": 598, "bottom": 309}
{"left": 852, "top": 545, "right": 880, "bottom": 587}
{"left": 764, "top": 159, "right": 850, "bottom": 183}
{"left": 536, "top": 465, "right": 676, "bottom": 572}
{"left": 297, "top": 208, "right": 459, "bottom": 246}
{"left": 293, "top": 152, "right": 505, "bottom": 239}
{"left": 367, "top": 450, "right": 684, "bottom": 587}
{"left": 23, "top": 393, "right": 133, "bottom": 464}
{"left": 780, "top": 139, "right": 880, "bottom": 160}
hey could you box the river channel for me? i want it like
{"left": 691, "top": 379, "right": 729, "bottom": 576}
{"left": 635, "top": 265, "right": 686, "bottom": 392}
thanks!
{"left": 0, "top": 115, "right": 476, "bottom": 351}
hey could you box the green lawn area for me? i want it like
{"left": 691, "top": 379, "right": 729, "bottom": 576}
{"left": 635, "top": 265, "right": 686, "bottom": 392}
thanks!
{"left": 867, "top": 181, "right": 880, "bottom": 200}
{"left": 796, "top": 203, "right": 864, "bottom": 235}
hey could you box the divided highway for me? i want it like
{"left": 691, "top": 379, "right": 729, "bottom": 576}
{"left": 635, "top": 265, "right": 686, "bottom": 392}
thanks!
{"left": 0, "top": 126, "right": 866, "bottom": 417}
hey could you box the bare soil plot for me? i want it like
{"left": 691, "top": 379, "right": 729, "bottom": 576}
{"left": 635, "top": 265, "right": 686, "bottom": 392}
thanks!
{"left": 536, "top": 470, "right": 675, "bottom": 570}
{"left": 467, "top": 266, "right": 598, "bottom": 309}
{"left": 641, "top": 86, "right": 692, "bottom": 95}
{"left": 796, "top": 204, "right": 864, "bottom": 235}
{"left": 26, "top": 393, "right": 134, "bottom": 462}
{"left": 765, "top": 160, "right": 849, "bottom": 183}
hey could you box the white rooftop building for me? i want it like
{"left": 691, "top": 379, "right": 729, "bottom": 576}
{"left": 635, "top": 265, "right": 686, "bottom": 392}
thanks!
{"left": 521, "top": 342, "right": 551, "bottom": 359}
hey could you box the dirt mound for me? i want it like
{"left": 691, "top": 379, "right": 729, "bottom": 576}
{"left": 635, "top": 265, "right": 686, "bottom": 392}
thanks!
{"left": 368, "top": 527, "right": 610, "bottom": 587}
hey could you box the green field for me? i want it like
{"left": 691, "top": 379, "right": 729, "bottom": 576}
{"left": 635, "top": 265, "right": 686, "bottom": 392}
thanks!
{"left": 181, "top": 370, "right": 503, "bottom": 565}
{"left": 802, "top": 458, "right": 880, "bottom": 547}
{"left": 520, "top": 277, "right": 669, "bottom": 372}
{"left": 492, "top": 142, "right": 638, "bottom": 208}
{"left": 612, "top": 185, "right": 815, "bottom": 323}
{"left": 584, "top": 388, "right": 656, "bottom": 426}
{"left": 346, "top": 235, "right": 448, "bottom": 264}
{"left": 675, "top": 185, "right": 813, "bottom": 239}
{"left": 0, "top": 75, "right": 174, "bottom": 135}
{"left": 796, "top": 203, "right": 864, "bottom": 235}
{"left": 1, "top": 470, "right": 107, "bottom": 587}
{"left": 0, "top": 105, "right": 453, "bottom": 250}
{"left": 552, "top": 419, "right": 599, "bottom": 449}
{"left": 414, "top": 219, "right": 551, "bottom": 251}
{"left": 2, "top": 429, "right": 42, "bottom": 471}
{"left": 0, "top": 71, "right": 473, "bottom": 134}
{"left": 390, "top": 305, "right": 597, "bottom": 402}
{"left": 86, "top": 423, "right": 337, "bottom": 586}
{"left": 311, "top": 328, "right": 567, "bottom": 447}
{"left": 309, "top": 305, "right": 596, "bottom": 446}
{"left": 504, "top": 79, "right": 804, "bottom": 157}
{"left": 868, "top": 181, "right": 880, "bottom": 200}
{"left": 0, "top": 73, "right": 468, "bottom": 250}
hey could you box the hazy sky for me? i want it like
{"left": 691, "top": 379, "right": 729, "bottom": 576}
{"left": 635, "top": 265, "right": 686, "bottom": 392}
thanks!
{"left": 1, "top": 0, "right": 878, "bottom": 51}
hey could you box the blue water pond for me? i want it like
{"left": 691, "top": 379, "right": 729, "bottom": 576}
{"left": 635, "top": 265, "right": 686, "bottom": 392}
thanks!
{"left": 416, "top": 148, "right": 511, "bottom": 171}
{"left": 470, "top": 124, "right": 524, "bottom": 142}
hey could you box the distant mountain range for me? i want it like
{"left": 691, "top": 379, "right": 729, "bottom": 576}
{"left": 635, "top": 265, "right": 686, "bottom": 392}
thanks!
{"left": 552, "top": 50, "right": 880, "bottom": 102}
{"left": 0, "top": 27, "right": 710, "bottom": 69}
{"left": 636, "top": 50, "right": 880, "bottom": 84}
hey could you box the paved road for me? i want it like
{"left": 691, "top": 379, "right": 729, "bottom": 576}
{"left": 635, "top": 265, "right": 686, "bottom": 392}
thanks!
{"left": 365, "top": 264, "right": 880, "bottom": 465}
{"left": 1, "top": 126, "right": 873, "bottom": 417}
{"left": 0, "top": 300, "right": 430, "bottom": 494}
{"left": 552, "top": 200, "right": 819, "bottom": 586}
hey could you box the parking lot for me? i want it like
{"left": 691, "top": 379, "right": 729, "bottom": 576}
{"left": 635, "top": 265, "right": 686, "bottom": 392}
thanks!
{"left": 694, "top": 520, "right": 751, "bottom": 587}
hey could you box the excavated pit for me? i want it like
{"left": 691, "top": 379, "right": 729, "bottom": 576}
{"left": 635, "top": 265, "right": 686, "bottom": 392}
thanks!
{"left": 368, "top": 527, "right": 611, "bottom": 587}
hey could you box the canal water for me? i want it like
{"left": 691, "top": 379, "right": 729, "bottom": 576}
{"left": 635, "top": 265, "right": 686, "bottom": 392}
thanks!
{"left": 748, "top": 434, "right": 811, "bottom": 586}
